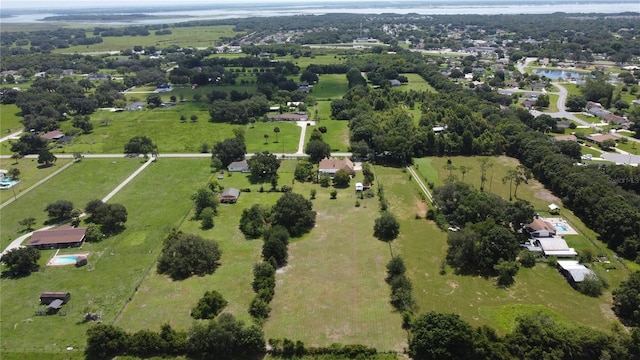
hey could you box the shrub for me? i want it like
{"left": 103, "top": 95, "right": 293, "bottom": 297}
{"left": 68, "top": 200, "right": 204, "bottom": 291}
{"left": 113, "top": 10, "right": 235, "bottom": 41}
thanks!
{"left": 330, "top": 189, "right": 338, "bottom": 199}
{"left": 519, "top": 250, "right": 537, "bottom": 268}
{"left": 578, "top": 273, "right": 604, "bottom": 297}
{"left": 191, "top": 290, "right": 227, "bottom": 319}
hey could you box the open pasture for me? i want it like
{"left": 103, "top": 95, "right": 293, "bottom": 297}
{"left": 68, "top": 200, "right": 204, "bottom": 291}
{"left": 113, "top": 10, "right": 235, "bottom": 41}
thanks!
{"left": 0, "top": 158, "right": 142, "bottom": 250}
{"left": 56, "top": 25, "right": 242, "bottom": 53}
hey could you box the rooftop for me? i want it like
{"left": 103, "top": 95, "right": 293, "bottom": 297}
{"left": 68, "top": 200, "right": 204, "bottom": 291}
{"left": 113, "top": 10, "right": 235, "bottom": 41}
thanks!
{"left": 27, "top": 227, "right": 87, "bottom": 247}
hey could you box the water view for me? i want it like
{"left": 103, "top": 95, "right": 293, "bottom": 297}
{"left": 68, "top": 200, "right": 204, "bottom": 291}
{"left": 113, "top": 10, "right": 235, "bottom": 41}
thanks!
{"left": 533, "top": 69, "right": 593, "bottom": 80}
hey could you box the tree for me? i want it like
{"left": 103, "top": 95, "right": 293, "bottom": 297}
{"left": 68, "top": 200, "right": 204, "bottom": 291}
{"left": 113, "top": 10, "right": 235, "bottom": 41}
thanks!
{"left": 7, "top": 167, "right": 20, "bottom": 180}
{"left": 85, "top": 324, "right": 130, "bottom": 360}
{"left": 200, "top": 207, "right": 215, "bottom": 229}
{"left": 362, "top": 163, "right": 375, "bottom": 185}
{"left": 248, "top": 151, "right": 281, "bottom": 183}
{"left": 212, "top": 137, "right": 246, "bottom": 167}
{"left": 157, "top": 231, "right": 222, "bottom": 280}
{"left": 373, "top": 212, "right": 400, "bottom": 242}
{"left": 263, "top": 133, "right": 269, "bottom": 144}
{"left": 124, "top": 136, "right": 157, "bottom": 155}
{"left": 191, "top": 188, "right": 219, "bottom": 218}
{"left": 494, "top": 260, "right": 519, "bottom": 287}
{"left": 305, "top": 139, "right": 331, "bottom": 163}
{"left": 271, "top": 192, "right": 316, "bottom": 237}
{"left": 191, "top": 290, "right": 228, "bottom": 320}
{"left": 294, "top": 161, "right": 315, "bottom": 182}
{"left": 262, "top": 225, "right": 290, "bottom": 268}
{"left": 566, "top": 95, "right": 587, "bottom": 112}
{"left": 84, "top": 224, "right": 104, "bottom": 242}
{"left": 18, "top": 217, "right": 36, "bottom": 231}
{"left": 11, "top": 152, "right": 20, "bottom": 164}
{"left": 333, "top": 168, "right": 351, "bottom": 188}
{"left": 273, "top": 126, "right": 280, "bottom": 142}
{"left": 45, "top": 199, "right": 73, "bottom": 221}
{"left": 600, "top": 139, "right": 616, "bottom": 151}
{"left": 1, "top": 246, "right": 40, "bottom": 275}
{"left": 446, "top": 218, "right": 519, "bottom": 276}
{"left": 147, "top": 93, "right": 162, "bottom": 108}
{"left": 239, "top": 204, "right": 268, "bottom": 239}
{"left": 37, "top": 148, "right": 57, "bottom": 167}
{"left": 330, "top": 189, "right": 338, "bottom": 199}
{"left": 535, "top": 94, "right": 550, "bottom": 108}
{"left": 84, "top": 200, "right": 128, "bottom": 231}
{"left": 612, "top": 271, "right": 640, "bottom": 326}
{"left": 72, "top": 115, "right": 93, "bottom": 134}
{"left": 300, "top": 70, "right": 318, "bottom": 84}
{"left": 409, "top": 312, "right": 476, "bottom": 360}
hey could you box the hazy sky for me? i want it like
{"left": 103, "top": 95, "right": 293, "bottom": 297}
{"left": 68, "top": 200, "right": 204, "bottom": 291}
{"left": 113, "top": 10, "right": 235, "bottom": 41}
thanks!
{"left": 2, "top": 0, "right": 377, "bottom": 9}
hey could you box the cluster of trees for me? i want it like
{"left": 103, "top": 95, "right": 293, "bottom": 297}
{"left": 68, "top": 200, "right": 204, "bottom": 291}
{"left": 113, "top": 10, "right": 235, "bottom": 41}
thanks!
{"left": 84, "top": 199, "right": 128, "bottom": 233}
{"left": 249, "top": 261, "right": 276, "bottom": 322}
{"left": 385, "top": 257, "right": 415, "bottom": 318}
{"left": 208, "top": 95, "right": 270, "bottom": 124}
{"left": 156, "top": 231, "right": 222, "bottom": 281}
{"left": 612, "top": 271, "right": 640, "bottom": 326}
{"left": 1, "top": 246, "right": 40, "bottom": 277}
{"left": 123, "top": 135, "right": 158, "bottom": 156}
{"left": 239, "top": 204, "right": 269, "bottom": 239}
{"left": 191, "top": 181, "right": 223, "bottom": 229}
{"left": 305, "top": 128, "right": 332, "bottom": 163}
{"left": 269, "top": 339, "right": 378, "bottom": 359}
{"left": 248, "top": 151, "right": 281, "bottom": 184}
{"left": 408, "top": 310, "right": 639, "bottom": 360}
{"left": 85, "top": 314, "right": 264, "bottom": 360}
{"left": 44, "top": 199, "right": 75, "bottom": 222}
{"left": 212, "top": 135, "right": 246, "bottom": 168}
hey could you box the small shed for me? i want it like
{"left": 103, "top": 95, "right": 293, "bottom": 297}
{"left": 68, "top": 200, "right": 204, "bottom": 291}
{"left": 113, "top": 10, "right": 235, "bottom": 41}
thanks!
{"left": 40, "top": 292, "right": 71, "bottom": 305}
{"left": 220, "top": 188, "right": 240, "bottom": 203}
{"left": 75, "top": 255, "right": 88, "bottom": 267}
{"left": 355, "top": 182, "right": 364, "bottom": 192}
{"left": 47, "top": 299, "right": 64, "bottom": 314}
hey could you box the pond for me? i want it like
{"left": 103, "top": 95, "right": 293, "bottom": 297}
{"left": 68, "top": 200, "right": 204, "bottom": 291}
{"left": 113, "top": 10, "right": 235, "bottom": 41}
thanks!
{"left": 533, "top": 69, "right": 592, "bottom": 80}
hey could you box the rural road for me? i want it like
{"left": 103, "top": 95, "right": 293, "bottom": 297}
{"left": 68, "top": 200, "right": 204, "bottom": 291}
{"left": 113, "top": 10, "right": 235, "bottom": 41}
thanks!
{"left": 0, "top": 130, "right": 23, "bottom": 144}
{"left": 407, "top": 165, "right": 434, "bottom": 203}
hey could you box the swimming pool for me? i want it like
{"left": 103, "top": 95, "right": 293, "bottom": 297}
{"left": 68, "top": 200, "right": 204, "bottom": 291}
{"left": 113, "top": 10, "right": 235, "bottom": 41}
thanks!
{"left": 0, "top": 179, "right": 19, "bottom": 189}
{"left": 50, "top": 255, "right": 80, "bottom": 265}
{"left": 555, "top": 224, "right": 569, "bottom": 232}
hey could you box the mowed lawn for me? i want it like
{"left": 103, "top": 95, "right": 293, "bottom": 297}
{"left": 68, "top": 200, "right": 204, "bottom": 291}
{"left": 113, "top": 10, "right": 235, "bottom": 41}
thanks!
{"left": 0, "top": 159, "right": 212, "bottom": 357}
{"left": 397, "top": 73, "right": 436, "bottom": 93}
{"left": 0, "top": 104, "right": 23, "bottom": 134}
{"left": 312, "top": 74, "right": 349, "bottom": 100}
{"left": 0, "top": 158, "right": 142, "bottom": 250}
{"left": 245, "top": 121, "right": 301, "bottom": 154}
{"left": 0, "top": 157, "right": 73, "bottom": 205}
{"left": 264, "top": 175, "right": 405, "bottom": 351}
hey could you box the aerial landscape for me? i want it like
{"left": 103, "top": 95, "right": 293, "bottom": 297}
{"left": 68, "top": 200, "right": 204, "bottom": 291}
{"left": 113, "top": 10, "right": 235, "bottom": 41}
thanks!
{"left": 1, "top": 0, "right": 640, "bottom": 359}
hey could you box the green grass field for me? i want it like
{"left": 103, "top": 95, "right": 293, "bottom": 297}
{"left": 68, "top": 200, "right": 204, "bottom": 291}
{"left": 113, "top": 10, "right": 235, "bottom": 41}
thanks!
{"left": 312, "top": 74, "right": 349, "bottom": 100}
{"left": 0, "top": 104, "right": 23, "bottom": 134}
{"left": 0, "top": 157, "right": 73, "bottom": 205}
{"left": 380, "top": 162, "right": 626, "bottom": 333}
{"left": 245, "top": 122, "right": 301, "bottom": 154}
{"left": 397, "top": 73, "right": 435, "bottom": 93}
{"left": 55, "top": 26, "right": 242, "bottom": 53}
{"left": 0, "top": 158, "right": 142, "bottom": 250}
{"left": 0, "top": 158, "right": 212, "bottom": 357}
{"left": 265, "top": 171, "right": 405, "bottom": 351}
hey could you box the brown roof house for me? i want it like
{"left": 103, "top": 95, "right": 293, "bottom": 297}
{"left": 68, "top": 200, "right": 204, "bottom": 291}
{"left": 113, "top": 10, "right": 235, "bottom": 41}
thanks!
{"left": 524, "top": 216, "right": 556, "bottom": 238}
{"left": 220, "top": 188, "right": 240, "bottom": 203}
{"left": 586, "top": 134, "right": 618, "bottom": 145}
{"left": 318, "top": 157, "right": 355, "bottom": 179}
{"left": 26, "top": 226, "right": 87, "bottom": 249}
{"left": 39, "top": 130, "right": 65, "bottom": 141}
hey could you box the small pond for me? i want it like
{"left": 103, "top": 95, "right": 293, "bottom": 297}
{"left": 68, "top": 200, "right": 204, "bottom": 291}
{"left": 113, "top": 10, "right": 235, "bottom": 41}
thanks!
{"left": 533, "top": 69, "right": 592, "bottom": 80}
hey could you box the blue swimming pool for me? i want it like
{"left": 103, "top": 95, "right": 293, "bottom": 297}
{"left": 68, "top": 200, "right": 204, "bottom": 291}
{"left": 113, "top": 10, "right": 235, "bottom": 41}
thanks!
{"left": 50, "top": 255, "right": 80, "bottom": 265}
{"left": 0, "top": 179, "right": 19, "bottom": 189}
{"left": 555, "top": 225, "right": 569, "bottom": 232}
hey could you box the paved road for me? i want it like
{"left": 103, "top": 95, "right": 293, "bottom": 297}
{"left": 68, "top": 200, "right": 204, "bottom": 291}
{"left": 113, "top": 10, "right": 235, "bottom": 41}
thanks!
{"left": 0, "top": 130, "right": 23, "bottom": 144}
{"left": 0, "top": 156, "right": 155, "bottom": 259}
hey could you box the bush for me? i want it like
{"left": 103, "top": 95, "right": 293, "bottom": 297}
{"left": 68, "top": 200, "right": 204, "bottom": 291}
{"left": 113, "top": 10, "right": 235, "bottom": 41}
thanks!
{"left": 578, "top": 273, "right": 605, "bottom": 297}
{"left": 330, "top": 189, "right": 338, "bottom": 199}
{"left": 191, "top": 290, "right": 227, "bottom": 320}
{"left": 318, "top": 125, "right": 327, "bottom": 133}
{"left": 519, "top": 250, "right": 537, "bottom": 268}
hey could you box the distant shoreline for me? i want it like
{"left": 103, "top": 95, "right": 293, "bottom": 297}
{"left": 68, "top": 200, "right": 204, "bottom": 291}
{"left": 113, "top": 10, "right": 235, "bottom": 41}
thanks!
{"left": 2, "top": 1, "right": 639, "bottom": 25}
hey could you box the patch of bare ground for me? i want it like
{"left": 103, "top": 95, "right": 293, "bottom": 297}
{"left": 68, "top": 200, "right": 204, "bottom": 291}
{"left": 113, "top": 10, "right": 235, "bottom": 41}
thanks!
{"left": 531, "top": 181, "right": 561, "bottom": 203}
{"left": 414, "top": 199, "right": 428, "bottom": 218}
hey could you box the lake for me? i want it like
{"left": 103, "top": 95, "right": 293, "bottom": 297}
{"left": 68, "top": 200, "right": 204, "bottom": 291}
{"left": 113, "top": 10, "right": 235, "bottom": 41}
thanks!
{"left": 533, "top": 70, "right": 593, "bottom": 80}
